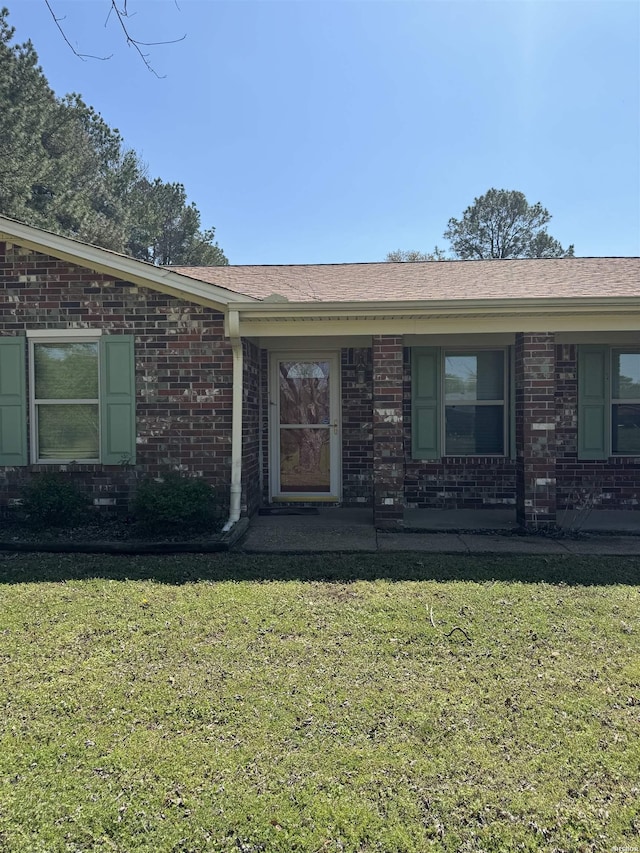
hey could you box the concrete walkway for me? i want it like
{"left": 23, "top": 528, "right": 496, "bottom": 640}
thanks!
{"left": 237, "top": 508, "right": 640, "bottom": 556}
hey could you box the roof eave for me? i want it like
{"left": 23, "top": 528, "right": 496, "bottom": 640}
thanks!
{"left": 229, "top": 294, "right": 640, "bottom": 319}
{"left": 0, "top": 215, "right": 258, "bottom": 310}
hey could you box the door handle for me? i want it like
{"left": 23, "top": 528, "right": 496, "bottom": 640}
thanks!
{"left": 332, "top": 420, "right": 339, "bottom": 435}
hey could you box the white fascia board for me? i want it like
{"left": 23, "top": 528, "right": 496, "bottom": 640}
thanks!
{"left": 238, "top": 313, "right": 640, "bottom": 337}
{"left": 0, "top": 215, "right": 257, "bottom": 310}
{"left": 229, "top": 295, "right": 640, "bottom": 320}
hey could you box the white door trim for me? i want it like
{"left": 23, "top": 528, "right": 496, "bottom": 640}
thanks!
{"left": 269, "top": 351, "right": 341, "bottom": 501}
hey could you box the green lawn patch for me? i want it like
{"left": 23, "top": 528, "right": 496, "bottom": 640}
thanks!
{"left": 0, "top": 553, "right": 638, "bottom": 851}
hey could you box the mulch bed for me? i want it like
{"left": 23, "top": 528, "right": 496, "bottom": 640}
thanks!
{"left": 0, "top": 513, "right": 234, "bottom": 553}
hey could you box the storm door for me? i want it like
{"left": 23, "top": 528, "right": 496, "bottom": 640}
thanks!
{"left": 270, "top": 354, "right": 341, "bottom": 500}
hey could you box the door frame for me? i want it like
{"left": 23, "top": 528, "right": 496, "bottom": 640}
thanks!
{"left": 268, "top": 351, "right": 342, "bottom": 502}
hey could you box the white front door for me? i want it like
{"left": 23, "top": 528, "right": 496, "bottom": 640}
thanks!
{"left": 270, "top": 354, "right": 341, "bottom": 501}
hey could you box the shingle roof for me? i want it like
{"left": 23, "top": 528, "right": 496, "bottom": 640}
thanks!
{"left": 170, "top": 258, "right": 640, "bottom": 303}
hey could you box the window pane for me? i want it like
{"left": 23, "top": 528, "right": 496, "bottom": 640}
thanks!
{"left": 35, "top": 343, "right": 98, "bottom": 399}
{"left": 38, "top": 404, "right": 99, "bottom": 460}
{"left": 612, "top": 404, "right": 640, "bottom": 454}
{"left": 445, "top": 355, "right": 477, "bottom": 400}
{"left": 477, "top": 351, "right": 504, "bottom": 400}
{"left": 445, "top": 405, "right": 504, "bottom": 454}
{"left": 613, "top": 353, "right": 640, "bottom": 400}
{"left": 445, "top": 351, "right": 503, "bottom": 401}
{"left": 279, "top": 360, "right": 330, "bottom": 425}
{"left": 280, "top": 428, "right": 330, "bottom": 492}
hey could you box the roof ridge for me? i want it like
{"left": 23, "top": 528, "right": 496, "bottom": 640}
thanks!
{"left": 169, "top": 256, "right": 639, "bottom": 271}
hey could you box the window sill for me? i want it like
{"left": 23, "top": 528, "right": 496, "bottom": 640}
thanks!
{"left": 411, "top": 455, "right": 512, "bottom": 463}
{"left": 29, "top": 462, "right": 104, "bottom": 472}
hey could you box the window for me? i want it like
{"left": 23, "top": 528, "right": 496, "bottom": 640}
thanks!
{"left": 412, "top": 347, "right": 509, "bottom": 458}
{"left": 444, "top": 351, "right": 505, "bottom": 455}
{"left": 578, "top": 345, "right": 640, "bottom": 459}
{"left": 0, "top": 334, "right": 136, "bottom": 466}
{"left": 612, "top": 351, "right": 640, "bottom": 455}
{"left": 31, "top": 340, "right": 100, "bottom": 462}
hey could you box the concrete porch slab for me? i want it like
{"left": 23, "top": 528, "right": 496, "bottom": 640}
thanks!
{"left": 237, "top": 507, "right": 640, "bottom": 555}
{"left": 240, "top": 507, "right": 377, "bottom": 553}
{"left": 404, "top": 508, "right": 640, "bottom": 535}
{"left": 403, "top": 508, "right": 518, "bottom": 531}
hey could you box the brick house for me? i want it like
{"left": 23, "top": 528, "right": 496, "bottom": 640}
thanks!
{"left": 1, "top": 214, "right": 639, "bottom": 530}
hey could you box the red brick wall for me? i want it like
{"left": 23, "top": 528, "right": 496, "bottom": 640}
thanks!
{"left": 0, "top": 241, "right": 233, "bottom": 510}
{"left": 259, "top": 348, "right": 270, "bottom": 504}
{"left": 372, "top": 335, "right": 404, "bottom": 525}
{"left": 404, "top": 456, "right": 516, "bottom": 509}
{"left": 242, "top": 339, "right": 261, "bottom": 517}
{"left": 341, "top": 347, "right": 373, "bottom": 506}
{"left": 515, "top": 332, "right": 557, "bottom": 526}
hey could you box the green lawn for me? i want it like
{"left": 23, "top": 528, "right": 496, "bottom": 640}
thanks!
{"left": 0, "top": 553, "right": 638, "bottom": 852}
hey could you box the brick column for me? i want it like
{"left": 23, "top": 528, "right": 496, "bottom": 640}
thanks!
{"left": 515, "top": 332, "right": 557, "bottom": 528}
{"left": 372, "top": 335, "right": 404, "bottom": 527}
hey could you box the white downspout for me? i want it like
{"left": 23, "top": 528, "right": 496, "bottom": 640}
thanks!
{"left": 222, "top": 309, "right": 243, "bottom": 533}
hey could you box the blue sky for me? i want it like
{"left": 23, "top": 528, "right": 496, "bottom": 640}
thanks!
{"left": 6, "top": 0, "right": 640, "bottom": 263}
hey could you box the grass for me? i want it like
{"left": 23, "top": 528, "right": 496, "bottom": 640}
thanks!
{"left": 0, "top": 552, "right": 638, "bottom": 852}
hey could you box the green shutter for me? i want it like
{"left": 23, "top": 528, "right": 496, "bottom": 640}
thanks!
{"left": 100, "top": 335, "right": 136, "bottom": 465}
{"left": 412, "top": 347, "right": 440, "bottom": 459}
{"left": 0, "top": 337, "right": 27, "bottom": 466}
{"left": 578, "top": 345, "right": 609, "bottom": 460}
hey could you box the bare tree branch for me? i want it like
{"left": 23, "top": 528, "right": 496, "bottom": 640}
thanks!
{"left": 45, "top": 0, "right": 186, "bottom": 76}
{"left": 108, "top": 0, "right": 186, "bottom": 77}
{"left": 44, "top": 0, "right": 113, "bottom": 61}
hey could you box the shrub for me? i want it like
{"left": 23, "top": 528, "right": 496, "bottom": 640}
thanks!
{"left": 20, "top": 474, "right": 90, "bottom": 528}
{"left": 132, "top": 474, "right": 222, "bottom": 536}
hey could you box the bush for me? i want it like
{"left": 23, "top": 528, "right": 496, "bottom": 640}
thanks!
{"left": 132, "top": 474, "right": 222, "bottom": 536}
{"left": 20, "top": 474, "right": 90, "bottom": 528}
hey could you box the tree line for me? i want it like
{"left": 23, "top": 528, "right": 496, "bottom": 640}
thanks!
{"left": 388, "top": 189, "right": 574, "bottom": 262}
{"left": 0, "top": 8, "right": 227, "bottom": 265}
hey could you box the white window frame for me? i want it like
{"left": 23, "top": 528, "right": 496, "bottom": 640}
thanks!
{"left": 611, "top": 348, "right": 640, "bottom": 456}
{"left": 28, "top": 333, "right": 102, "bottom": 464}
{"left": 442, "top": 348, "right": 508, "bottom": 457}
